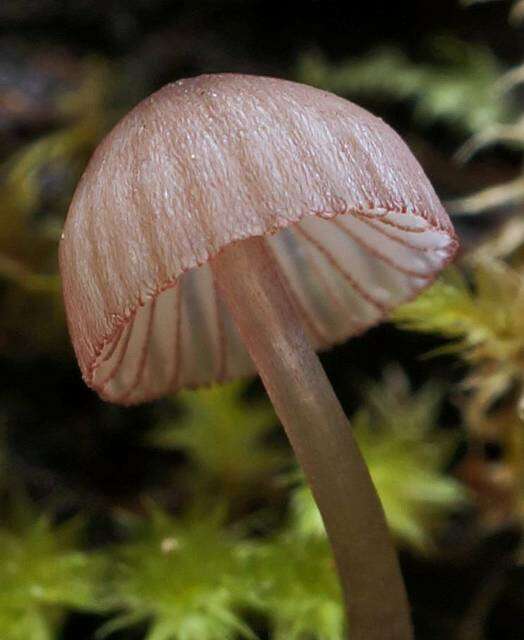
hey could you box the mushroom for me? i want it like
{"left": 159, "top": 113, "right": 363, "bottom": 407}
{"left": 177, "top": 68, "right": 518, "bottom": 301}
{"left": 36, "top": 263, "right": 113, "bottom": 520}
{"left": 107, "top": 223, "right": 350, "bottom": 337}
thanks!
{"left": 59, "top": 74, "right": 458, "bottom": 639}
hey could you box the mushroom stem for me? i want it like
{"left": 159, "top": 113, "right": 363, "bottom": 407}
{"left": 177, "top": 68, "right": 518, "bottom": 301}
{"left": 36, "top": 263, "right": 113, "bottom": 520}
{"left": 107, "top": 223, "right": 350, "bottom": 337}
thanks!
{"left": 212, "top": 235, "right": 413, "bottom": 640}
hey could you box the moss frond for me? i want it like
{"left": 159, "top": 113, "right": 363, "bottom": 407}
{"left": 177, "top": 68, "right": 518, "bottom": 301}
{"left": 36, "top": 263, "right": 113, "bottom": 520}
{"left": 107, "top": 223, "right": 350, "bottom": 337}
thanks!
{"left": 290, "top": 368, "right": 466, "bottom": 551}
{"left": 395, "top": 262, "right": 524, "bottom": 418}
{"left": 0, "top": 503, "right": 104, "bottom": 640}
{"left": 149, "top": 382, "right": 285, "bottom": 496}
{"left": 101, "top": 504, "right": 256, "bottom": 640}
{"left": 249, "top": 535, "right": 344, "bottom": 640}
{"left": 296, "top": 36, "right": 509, "bottom": 135}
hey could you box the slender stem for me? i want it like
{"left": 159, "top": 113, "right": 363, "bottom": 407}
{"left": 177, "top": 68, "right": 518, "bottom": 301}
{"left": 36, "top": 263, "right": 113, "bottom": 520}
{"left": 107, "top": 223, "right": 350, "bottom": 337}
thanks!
{"left": 212, "top": 236, "right": 413, "bottom": 640}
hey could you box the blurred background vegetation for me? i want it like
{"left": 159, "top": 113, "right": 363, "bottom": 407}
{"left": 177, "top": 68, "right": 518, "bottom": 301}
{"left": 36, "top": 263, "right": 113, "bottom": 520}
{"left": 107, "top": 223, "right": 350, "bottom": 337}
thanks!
{"left": 1, "top": 0, "right": 524, "bottom": 638}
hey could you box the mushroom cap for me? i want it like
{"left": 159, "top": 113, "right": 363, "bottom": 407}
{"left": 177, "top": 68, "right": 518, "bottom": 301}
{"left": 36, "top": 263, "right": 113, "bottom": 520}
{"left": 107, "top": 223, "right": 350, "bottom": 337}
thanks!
{"left": 60, "top": 73, "right": 458, "bottom": 405}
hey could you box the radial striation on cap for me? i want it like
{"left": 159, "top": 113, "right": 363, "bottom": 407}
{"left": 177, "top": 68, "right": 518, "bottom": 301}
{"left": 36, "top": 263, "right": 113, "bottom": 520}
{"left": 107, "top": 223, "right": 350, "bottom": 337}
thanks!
{"left": 59, "top": 73, "right": 458, "bottom": 405}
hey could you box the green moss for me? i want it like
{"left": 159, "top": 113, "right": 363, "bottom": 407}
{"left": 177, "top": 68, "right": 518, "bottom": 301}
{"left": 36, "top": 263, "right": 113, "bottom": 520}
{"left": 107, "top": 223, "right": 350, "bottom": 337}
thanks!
{"left": 0, "top": 503, "right": 105, "bottom": 640}
{"left": 290, "top": 368, "right": 467, "bottom": 552}
{"left": 296, "top": 37, "right": 510, "bottom": 135}
{"left": 101, "top": 505, "right": 255, "bottom": 640}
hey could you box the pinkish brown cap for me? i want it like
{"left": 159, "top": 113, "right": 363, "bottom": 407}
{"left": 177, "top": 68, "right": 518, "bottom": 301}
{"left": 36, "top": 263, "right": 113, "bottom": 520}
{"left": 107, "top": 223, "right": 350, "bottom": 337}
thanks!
{"left": 59, "top": 73, "right": 458, "bottom": 405}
